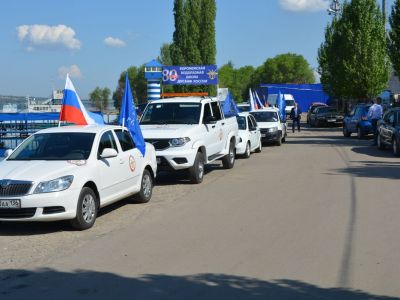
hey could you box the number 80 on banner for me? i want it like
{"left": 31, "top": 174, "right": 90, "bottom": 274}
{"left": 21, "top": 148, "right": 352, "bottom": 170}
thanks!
{"left": 162, "top": 69, "right": 178, "bottom": 82}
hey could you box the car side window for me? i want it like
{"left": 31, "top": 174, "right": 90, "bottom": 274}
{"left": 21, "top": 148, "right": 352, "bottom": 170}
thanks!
{"left": 354, "top": 107, "right": 361, "bottom": 116}
{"left": 249, "top": 115, "right": 257, "bottom": 128}
{"left": 388, "top": 113, "right": 395, "bottom": 125}
{"left": 114, "top": 129, "right": 135, "bottom": 151}
{"left": 247, "top": 116, "right": 253, "bottom": 130}
{"left": 203, "top": 103, "right": 212, "bottom": 123}
{"left": 98, "top": 131, "right": 118, "bottom": 158}
{"left": 349, "top": 107, "right": 356, "bottom": 116}
{"left": 210, "top": 101, "right": 222, "bottom": 121}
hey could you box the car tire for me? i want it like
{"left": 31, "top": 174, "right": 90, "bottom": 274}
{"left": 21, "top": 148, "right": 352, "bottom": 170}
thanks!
{"left": 243, "top": 142, "right": 251, "bottom": 158}
{"left": 189, "top": 152, "right": 205, "bottom": 184}
{"left": 135, "top": 169, "right": 153, "bottom": 203}
{"left": 276, "top": 133, "right": 282, "bottom": 146}
{"left": 393, "top": 138, "right": 400, "bottom": 157}
{"left": 357, "top": 126, "right": 363, "bottom": 139}
{"left": 222, "top": 140, "right": 235, "bottom": 169}
{"left": 255, "top": 139, "right": 262, "bottom": 153}
{"left": 343, "top": 125, "right": 351, "bottom": 137}
{"left": 70, "top": 187, "right": 98, "bottom": 230}
{"left": 377, "top": 133, "right": 385, "bottom": 150}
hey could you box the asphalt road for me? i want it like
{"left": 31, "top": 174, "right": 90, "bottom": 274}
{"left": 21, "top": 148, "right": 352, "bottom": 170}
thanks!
{"left": 1, "top": 125, "right": 400, "bottom": 299}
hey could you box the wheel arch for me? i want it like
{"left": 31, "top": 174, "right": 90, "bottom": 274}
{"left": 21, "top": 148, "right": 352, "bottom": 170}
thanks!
{"left": 83, "top": 181, "right": 100, "bottom": 205}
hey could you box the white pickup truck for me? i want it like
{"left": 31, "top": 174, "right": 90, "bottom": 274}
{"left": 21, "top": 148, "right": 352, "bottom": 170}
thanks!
{"left": 140, "top": 97, "right": 239, "bottom": 184}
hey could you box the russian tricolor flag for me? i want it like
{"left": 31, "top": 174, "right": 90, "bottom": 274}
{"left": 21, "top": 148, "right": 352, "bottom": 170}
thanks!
{"left": 59, "top": 74, "right": 104, "bottom": 125}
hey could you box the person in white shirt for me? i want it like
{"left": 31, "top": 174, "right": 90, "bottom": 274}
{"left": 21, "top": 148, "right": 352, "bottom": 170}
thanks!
{"left": 367, "top": 97, "right": 383, "bottom": 145}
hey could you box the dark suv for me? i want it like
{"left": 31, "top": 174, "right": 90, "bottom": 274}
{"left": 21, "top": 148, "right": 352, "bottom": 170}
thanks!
{"left": 377, "top": 108, "right": 400, "bottom": 156}
{"left": 343, "top": 104, "right": 372, "bottom": 139}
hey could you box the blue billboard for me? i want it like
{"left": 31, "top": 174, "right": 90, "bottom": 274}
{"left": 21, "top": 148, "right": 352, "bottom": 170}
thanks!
{"left": 162, "top": 65, "right": 218, "bottom": 85}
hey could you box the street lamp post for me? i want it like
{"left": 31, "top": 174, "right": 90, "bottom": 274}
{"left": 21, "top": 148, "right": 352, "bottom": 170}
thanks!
{"left": 328, "top": 0, "right": 341, "bottom": 18}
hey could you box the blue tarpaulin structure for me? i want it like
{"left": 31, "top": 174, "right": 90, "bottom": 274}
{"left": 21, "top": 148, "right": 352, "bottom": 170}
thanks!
{"left": 0, "top": 112, "right": 59, "bottom": 122}
{"left": 260, "top": 84, "right": 330, "bottom": 112}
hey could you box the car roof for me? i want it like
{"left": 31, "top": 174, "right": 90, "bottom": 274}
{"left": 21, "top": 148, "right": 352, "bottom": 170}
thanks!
{"left": 37, "top": 125, "right": 125, "bottom": 134}
{"left": 249, "top": 107, "right": 279, "bottom": 112}
{"left": 238, "top": 112, "right": 251, "bottom": 117}
{"left": 148, "top": 97, "right": 213, "bottom": 104}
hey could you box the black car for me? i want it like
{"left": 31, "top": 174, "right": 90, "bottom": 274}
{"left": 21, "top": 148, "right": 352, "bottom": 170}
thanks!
{"left": 377, "top": 108, "right": 400, "bottom": 156}
{"left": 307, "top": 102, "right": 327, "bottom": 124}
{"left": 309, "top": 106, "right": 344, "bottom": 127}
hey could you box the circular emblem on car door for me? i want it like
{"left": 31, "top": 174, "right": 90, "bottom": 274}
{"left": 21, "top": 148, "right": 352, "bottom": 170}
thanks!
{"left": 129, "top": 155, "right": 136, "bottom": 172}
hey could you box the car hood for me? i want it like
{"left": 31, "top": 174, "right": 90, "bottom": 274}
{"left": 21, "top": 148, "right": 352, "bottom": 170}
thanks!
{"left": 0, "top": 160, "right": 81, "bottom": 183}
{"left": 141, "top": 124, "right": 200, "bottom": 139}
{"left": 257, "top": 122, "right": 279, "bottom": 129}
{"left": 317, "top": 112, "right": 343, "bottom": 117}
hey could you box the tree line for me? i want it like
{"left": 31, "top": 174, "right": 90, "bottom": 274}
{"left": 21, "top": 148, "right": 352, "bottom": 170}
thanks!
{"left": 89, "top": 0, "right": 317, "bottom": 109}
{"left": 318, "top": 0, "right": 400, "bottom": 103}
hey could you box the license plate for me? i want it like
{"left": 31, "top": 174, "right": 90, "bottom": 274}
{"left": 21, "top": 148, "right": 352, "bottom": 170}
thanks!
{"left": 261, "top": 134, "right": 266, "bottom": 137}
{"left": 0, "top": 199, "right": 21, "bottom": 209}
{"left": 156, "top": 157, "right": 161, "bottom": 164}
{"left": 328, "top": 119, "right": 336, "bottom": 122}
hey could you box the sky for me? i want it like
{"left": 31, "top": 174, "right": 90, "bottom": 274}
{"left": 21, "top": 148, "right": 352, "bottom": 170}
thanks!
{"left": 0, "top": 0, "right": 392, "bottom": 99}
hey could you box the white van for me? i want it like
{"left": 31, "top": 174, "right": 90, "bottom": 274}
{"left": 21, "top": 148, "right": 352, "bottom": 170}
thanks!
{"left": 266, "top": 94, "right": 296, "bottom": 115}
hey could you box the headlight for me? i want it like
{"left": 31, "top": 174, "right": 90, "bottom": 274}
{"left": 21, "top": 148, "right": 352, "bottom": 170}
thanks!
{"left": 268, "top": 127, "right": 278, "bottom": 132}
{"left": 34, "top": 175, "right": 74, "bottom": 194}
{"left": 169, "top": 137, "right": 191, "bottom": 147}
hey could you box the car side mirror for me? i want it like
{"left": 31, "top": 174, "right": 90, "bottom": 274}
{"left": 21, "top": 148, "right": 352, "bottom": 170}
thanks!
{"left": 100, "top": 148, "right": 118, "bottom": 159}
{"left": 204, "top": 116, "right": 217, "bottom": 124}
{"left": 3, "top": 149, "right": 13, "bottom": 158}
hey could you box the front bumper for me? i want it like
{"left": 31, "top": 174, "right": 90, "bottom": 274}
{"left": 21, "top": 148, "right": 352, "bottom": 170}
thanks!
{"left": 0, "top": 188, "right": 80, "bottom": 222}
{"left": 260, "top": 131, "right": 280, "bottom": 143}
{"left": 155, "top": 147, "right": 198, "bottom": 171}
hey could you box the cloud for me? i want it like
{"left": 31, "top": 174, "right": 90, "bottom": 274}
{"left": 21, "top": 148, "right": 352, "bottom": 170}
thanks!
{"left": 104, "top": 37, "right": 126, "bottom": 48}
{"left": 280, "top": 0, "right": 329, "bottom": 12}
{"left": 58, "top": 64, "right": 83, "bottom": 79}
{"left": 17, "top": 24, "right": 81, "bottom": 51}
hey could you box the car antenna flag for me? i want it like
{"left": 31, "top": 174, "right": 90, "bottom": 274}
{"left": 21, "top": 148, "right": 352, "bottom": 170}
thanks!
{"left": 59, "top": 74, "right": 104, "bottom": 126}
{"left": 277, "top": 90, "right": 286, "bottom": 122}
{"left": 118, "top": 71, "right": 146, "bottom": 156}
{"left": 249, "top": 89, "right": 257, "bottom": 111}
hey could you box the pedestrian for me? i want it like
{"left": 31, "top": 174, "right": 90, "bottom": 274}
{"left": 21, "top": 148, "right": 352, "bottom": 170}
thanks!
{"left": 290, "top": 102, "right": 302, "bottom": 133}
{"left": 367, "top": 97, "right": 383, "bottom": 145}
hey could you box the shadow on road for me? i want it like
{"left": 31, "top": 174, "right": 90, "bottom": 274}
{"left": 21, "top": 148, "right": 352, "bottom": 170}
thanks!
{"left": 333, "top": 160, "right": 400, "bottom": 180}
{"left": 0, "top": 270, "right": 398, "bottom": 300}
{"left": 155, "top": 163, "right": 223, "bottom": 186}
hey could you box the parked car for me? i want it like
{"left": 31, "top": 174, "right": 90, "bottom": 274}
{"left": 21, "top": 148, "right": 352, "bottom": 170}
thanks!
{"left": 237, "top": 103, "right": 251, "bottom": 112}
{"left": 250, "top": 108, "right": 287, "bottom": 146}
{"left": 284, "top": 94, "right": 296, "bottom": 116}
{"left": 309, "top": 106, "right": 344, "bottom": 127}
{"left": 377, "top": 108, "right": 400, "bottom": 156}
{"left": 0, "top": 125, "right": 157, "bottom": 230}
{"left": 307, "top": 102, "right": 327, "bottom": 124}
{"left": 236, "top": 113, "right": 262, "bottom": 158}
{"left": 140, "top": 97, "right": 239, "bottom": 184}
{"left": 343, "top": 104, "right": 372, "bottom": 138}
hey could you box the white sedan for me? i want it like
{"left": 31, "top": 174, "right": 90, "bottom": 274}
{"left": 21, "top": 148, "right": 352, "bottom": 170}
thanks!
{"left": 0, "top": 125, "right": 157, "bottom": 230}
{"left": 235, "top": 112, "right": 262, "bottom": 158}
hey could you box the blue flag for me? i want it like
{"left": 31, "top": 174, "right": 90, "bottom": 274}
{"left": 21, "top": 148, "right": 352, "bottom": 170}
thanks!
{"left": 222, "top": 92, "right": 240, "bottom": 117}
{"left": 277, "top": 91, "right": 286, "bottom": 122}
{"left": 118, "top": 72, "right": 146, "bottom": 156}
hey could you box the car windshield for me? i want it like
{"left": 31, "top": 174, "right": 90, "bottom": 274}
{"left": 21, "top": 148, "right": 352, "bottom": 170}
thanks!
{"left": 285, "top": 100, "right": 295, "bottom": 106}
{"left": 317, "top": 107, "right": 337, "bottom": 114}
{"left": 311, "top": 105, "right": 325, "bottom": 113}
{"left": 236, "top": 116, "right": 247, "bottom": 130}
{"left": 8, "top": 132, "right": 95, "bottom": 161}
{"left": 250, "top": 111, "right": 278, "bottom": 122}
{"left": 140, "top": 102, "right": 201, "bottom": 125}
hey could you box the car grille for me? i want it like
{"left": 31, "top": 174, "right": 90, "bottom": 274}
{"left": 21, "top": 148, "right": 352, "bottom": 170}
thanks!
{"left": 0, "top": 208, "right": 36, "bottom": 219}
{"left": 0, "top": 180, "right": 33, "bottom": 197}
{"left": 146, "top": 139, "right": 170, "bottom": 151}
{"left": 260, "top": 128, "right": 269, "bottom": 134}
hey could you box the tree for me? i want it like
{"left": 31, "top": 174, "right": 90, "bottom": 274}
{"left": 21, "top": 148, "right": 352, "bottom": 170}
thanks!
{"left": 219, "top": 61, "right": 255, "bottom": 102}
{"left": 112, "top": 66, "right": 147, "bottom": 110}
{"left": 389, "top": 0, "right": 400, "bottom": 76}
{"left": 257, "top": 53, "right": 315, "bottom": 85}
{"left": 318, "top": 0, "right": 389, "bottom": 100}
{"left": 158, "top": 43, "right": 172, "bottom": 66}
{"left": 170, "top": 0, "right": 187, "bottom": 66}
{"left": 199, "top": 0, "right": 216, "bottom": 65}
{"left": 89, "top": 87, "right": 110, "bottom": 111}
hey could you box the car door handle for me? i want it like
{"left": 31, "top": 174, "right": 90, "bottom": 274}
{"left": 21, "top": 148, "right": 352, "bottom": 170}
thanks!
{"left": 212, "top": 125, "right": 216, "bottom": 128}
{"left": 222, "top": 122, "right": 225, "bottom": 125}
{"left": 119, "top": 158, "right": 124, "bottom": 164}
